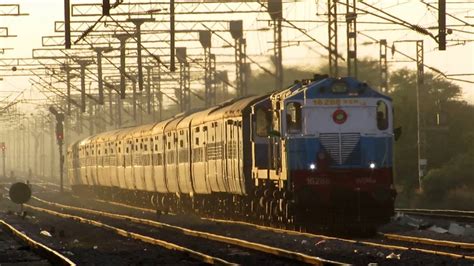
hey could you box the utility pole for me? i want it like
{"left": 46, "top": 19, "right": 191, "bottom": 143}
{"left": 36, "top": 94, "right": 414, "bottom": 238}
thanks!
{"left": 230, "top": 20, "right": 247, "bottom": 97}
{"left": 328, "top": 0, "right": 338, "bottom": 77}
{"left": 210, "top": 54, "right": 217, "bottom": 105}
{"left": 170, "top": 0, "right": 176, "bottom": 72}
{"left": 77, "top": 60, "right": 92, "bottom": 113}
{"left": 50, "top": 120, "right": 55, "bottom": 180}
{"left": 114, "top": 33, "right": 130, "bottom": 99}
{"left": 89, "top": 101, "right": 95, "bottom": 135}
{"left": 105, "top": 79, "right": 115, "bottom": 126}
{"left": 131, "top": 77, "right": 138, "bottom": 124}
{"left": 127, "top": 18, "right": 155, "bottom": 92}
{"left": 379, "top": 39, "right": 388, "bottom": 93}
{"left": 64, "top": 0, "right": 71, "bottom": 49}
{"left": 346, "top": 0, "right": 357, "bottom": 78}
{"left": 268, "top": 0, "right": 283, "bottom": 90}
{"left": 199, "top": 30, "right": 213, "bottom": 107}
{"left": 63, "top": 63, "right": 72, "bottom": 113}
{"left": 176, "top": 47, "right": 190, "bottom": 112}
{"left": 1, "top": 142, "right": 5, "bottom": 178}
{"left": 93, "top": 47, "right": 113, "bottom": 105}
{"left": 144, "top": 65, "right": 153, "bottom": 116}
{"left": 154, "top": 65, "right": 163, "bottom": 121}
{"left": 116, "top": 93, "right": 122, "bottom": 127}
{"left": 416, "top": 40, "right": 426, "bottom": 191}
{"left": 438, "top": 0, "right": 446, "bottom": 51}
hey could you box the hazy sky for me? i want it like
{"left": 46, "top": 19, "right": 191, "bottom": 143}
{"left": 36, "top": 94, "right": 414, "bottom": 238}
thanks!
{"left": 1, "top": 0, "right": 473, "bottom": 106}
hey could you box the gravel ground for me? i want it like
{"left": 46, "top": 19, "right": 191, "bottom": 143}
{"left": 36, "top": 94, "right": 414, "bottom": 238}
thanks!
{"left": 29, "top": 197, "right": 303, "bottom": 265}
{"left": 0, "top": 194, "right": 205, "bottom": 265}
{"left": 31, "top": 190, "right": 474, "bottom": 266}
{"left": 380, "top": 215, "right": 474, "bottom": 243}
{"left": 0, "top": 222, "right": 51, "bottom": 265}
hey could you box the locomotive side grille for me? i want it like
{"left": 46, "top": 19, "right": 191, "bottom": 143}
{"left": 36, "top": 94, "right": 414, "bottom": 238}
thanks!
{"left": 320, "top": 133, "right": 360, "bottom": 165}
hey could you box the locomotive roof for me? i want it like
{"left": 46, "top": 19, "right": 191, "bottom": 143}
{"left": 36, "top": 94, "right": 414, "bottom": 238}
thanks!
{"left": 269, "top": 81, "right": 303, "bottom": 101}
{"left": 285, "top": 77, "right": 392, "bottom": 101}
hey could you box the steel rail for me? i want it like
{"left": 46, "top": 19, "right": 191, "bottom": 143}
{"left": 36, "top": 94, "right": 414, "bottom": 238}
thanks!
{"left": 397, "top": 208, "right": 474, "bottom": 216}
{"left": 396, "top": 208, "right": 474, "bottom": 222}
{"left": 201, "top": 217, "right": 474, "bottom": 260}
{"left": 381, "top": 233, "right": 474, "bottom": 250}
{"left": 23, "top": 204, "right": 233, "bottom": 265}
{"left": 32, "top": 196, "right": 344, "bottom": 266}
{"left": 0, "top": 219, "right": 76, "bottom": 266}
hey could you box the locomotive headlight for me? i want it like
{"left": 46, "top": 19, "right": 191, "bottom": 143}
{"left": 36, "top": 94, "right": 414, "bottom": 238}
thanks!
{"left": 369, "top": 162, "right": 376, "bottom": 169}
{"left": 309, "top": 163, "right": 316, "bottom": 170}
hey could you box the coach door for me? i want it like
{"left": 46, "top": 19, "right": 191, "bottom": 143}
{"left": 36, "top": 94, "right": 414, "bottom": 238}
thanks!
{"left": 226, "top": 119, "right": 240, "bottom": 193}
{"left": 203, "top": 125, "right": 212, "bottom": 191}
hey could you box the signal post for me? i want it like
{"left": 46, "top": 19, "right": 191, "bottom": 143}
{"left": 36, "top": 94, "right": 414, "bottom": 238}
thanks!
{"left": 0, "top": 142, "right": 5, "bottom": 178}
{"left": 49, "top": 107, "right": 65, "bottom": 193}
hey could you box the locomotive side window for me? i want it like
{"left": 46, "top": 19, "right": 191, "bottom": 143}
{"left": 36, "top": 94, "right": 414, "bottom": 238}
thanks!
{"left": 255, "top": 108, "right": 270, "bottom": 137}
{"left": 376, "top": 100, "right": 389, "bottom": 130}
{"left": 286, "top": 102, "right": 302, "bottom": 133}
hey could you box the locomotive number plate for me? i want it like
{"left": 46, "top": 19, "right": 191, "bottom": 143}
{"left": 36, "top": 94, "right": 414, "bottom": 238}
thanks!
{"left": 313, "top": 99, "right": 366, "bottom": 106}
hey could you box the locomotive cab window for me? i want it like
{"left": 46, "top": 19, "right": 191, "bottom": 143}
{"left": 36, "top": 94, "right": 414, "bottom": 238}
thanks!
{"left": 286, "top": 102, "right": 302, "bottom": 133}
{"left": 376, "top": 100, "right": 389, "bottom": 130}
{"left": 255, "top": 108, "right": 270, "bottom": 137}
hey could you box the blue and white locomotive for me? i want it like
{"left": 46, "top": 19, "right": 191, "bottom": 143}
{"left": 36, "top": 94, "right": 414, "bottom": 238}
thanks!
{"left": 67, "top": 75, "right": 396, "bottom": 231}
{"left": 251, "top": 76, "right": 396, "bottom": 229}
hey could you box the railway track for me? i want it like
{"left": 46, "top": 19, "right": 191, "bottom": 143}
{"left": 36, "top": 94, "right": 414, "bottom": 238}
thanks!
{"left": 29, "top": 195, "right": 342, "bottom": 265}
{"left": 396, "top": 208, "right": 474, "bottom": 222}
{"left": 24, "top": 204, "right": 234, "bottom": 265}
{"left": 0, "top": 219, "right": 75, "bottom": 265}
{"left": 201, "top": 217, "right": 474, "bottom": 260}
{"left": 27, "top": 182, "right": 474, "bottom": 264}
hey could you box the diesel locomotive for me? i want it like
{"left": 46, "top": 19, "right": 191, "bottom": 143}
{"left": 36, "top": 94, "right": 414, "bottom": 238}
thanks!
{"left": 67, "top": 75, "right": 397, "bottom": 232}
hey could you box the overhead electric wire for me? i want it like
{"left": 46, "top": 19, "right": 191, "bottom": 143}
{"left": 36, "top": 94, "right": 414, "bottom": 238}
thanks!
{"left": 359, "top": 31, "right": 474, "bottom": 85}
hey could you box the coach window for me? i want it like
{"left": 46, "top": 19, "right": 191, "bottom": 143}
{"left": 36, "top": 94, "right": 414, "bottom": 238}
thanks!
{"left": 286, "top": 102, "right": 302, "bottom": 133}
{"left": 256, "top": 108, "right": 270, "bottom": 137}
{"left": 376, "top": 100, "right": 389, "bottom": 130}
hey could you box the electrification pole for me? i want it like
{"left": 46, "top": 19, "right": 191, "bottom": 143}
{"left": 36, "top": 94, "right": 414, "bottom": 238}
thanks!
{"left": 127, "top": 18, "right": 155, "bottom": 92}
{"left": 230, "top": 20, "right": 246, "bottom": 97}
{"left": 438, "top": 0, "right": 446, "bottom": 50}
{"left": 268, "top": 0, "right": 283, "bottom": 90}
{"left": 77, "top": 60, "right": 92, "bottom": 113}
{"left": 93, "top": 47, "right": 113, "bottom": 105}
{"left": 379, "top": 39, "right": 388, "bottom": 93}
{"left": 328, "top": 0, "right": 338, "bottom": 77}
{"left": 416, "top": 40, "right": 426, "bottom": 191}
{"left": 199, "top": 30, "right": 213, "bottom": 107}
{"left": 1, "top": 142, "right": 5, "bottom": 178}
{"left": 176, "top": 47, "right": 190, "bottom": 112}
{"left": 170, "top": 0, "right": 176, "bottom": 72}
{"left": 114, "top": 33, "right": 130, "bottom": 99}
{"left": 346, "top": 0, "right": 357, "bottom": 78}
